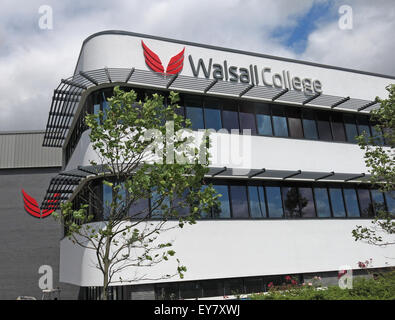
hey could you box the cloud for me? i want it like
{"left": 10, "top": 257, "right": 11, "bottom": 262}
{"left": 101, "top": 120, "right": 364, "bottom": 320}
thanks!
{"left": 0, "top": 0, "right": 393, "bottom": 132}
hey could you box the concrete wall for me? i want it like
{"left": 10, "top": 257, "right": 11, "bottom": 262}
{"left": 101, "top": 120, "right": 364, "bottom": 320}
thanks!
{"left": 0, "top": 168, "right": 79, "bottom": 300}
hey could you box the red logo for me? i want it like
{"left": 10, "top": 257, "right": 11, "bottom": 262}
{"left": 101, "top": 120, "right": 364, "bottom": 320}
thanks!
{"left": 142, "top": 40, "right": 185, "bottom": 75}
{"left": 22, "top": 189, "right": 59, "bottom": 219}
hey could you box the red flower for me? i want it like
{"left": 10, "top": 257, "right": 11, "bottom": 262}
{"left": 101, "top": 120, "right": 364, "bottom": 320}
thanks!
{"left": 291, "top": 280, "right": 297, "bottom": 285}
{"left": 285, "top": 275, "right": 292, "bottom": 281}
{"left": 268, "top": 282, "right": 274, "bottom": 288}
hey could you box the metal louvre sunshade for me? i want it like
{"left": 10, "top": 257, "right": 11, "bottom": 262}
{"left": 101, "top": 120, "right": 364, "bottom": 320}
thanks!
{"left": 206, "top": 167, "right": 370, "bottom": 182}
{"left": 43, "top": 67, "right": 380, "bottom": 148}
{"left": 42, "top": 165, "right": 370, "bottom": 210}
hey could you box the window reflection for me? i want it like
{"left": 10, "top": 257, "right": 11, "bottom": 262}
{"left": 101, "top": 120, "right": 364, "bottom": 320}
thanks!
{"left": 314, "top": 188, "right": 331, "bottom": 218}
{"left": 298, "top": 187, "right": 316, "bottom": 217}
{"left": 286, "top": 108, "right": 303, "bottom": 139}
{"left": 343, "top": 188, "right": 360, "bottom": 217}
{"left": 371, "top": 189, "right": 386, "bottom": 214}
{"left": 302, "top": 110, "right": 318, "bottom": 140}
{"left": 239, "top": 103, "right": 257, "bottom": 135}
{"left": 185, "top": 106, "right": 204, "bottom": 130}
{"left": 230, "top": 185, "right": 249, "bottom": 218}
{"left": 248, "top": 186, "right": 267, "bottom": 218}
{"left": 212, "top": 185, "right": 231, "bottom": 218}
{"left": 384, "top": 191, "right": 395, "bottom": 216}
{"left": 329, "top": 188, "right": 346, "bottom": 217}
{"left": 331, "top": 113, "right": 346, "bottom": 142}
{"left": 343, "top": 114, "right": 358, "bottom": 143}
{"left": 266, "top": 186, "right": 283, "bottom": 218}
{"left": 357, "top": 189, "right": 374, "bottom": 218}
{"left": 272, "top": 106, "right": 288, "bottom": 137}
{"left": 316, "top": 111, "right": 332, "bottom": 141}
{"left": 282, "top": 187, "right": 301, "bottom": 218}
{"left": 222, "top": 102, "right": 239, "bottom": 131}
{"left": 256, "top": 104, "right": 273, "bottom": 136}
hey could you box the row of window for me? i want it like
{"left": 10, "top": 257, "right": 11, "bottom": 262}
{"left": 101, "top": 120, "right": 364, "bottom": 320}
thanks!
{"left": 64, "top": 87, "right": 384, "bottom": 165}
{"left": 178, "top": 95, "right": 383, "bottom": 145}
{"left": 75, "top": 179, "right": 395, "bottom": 221}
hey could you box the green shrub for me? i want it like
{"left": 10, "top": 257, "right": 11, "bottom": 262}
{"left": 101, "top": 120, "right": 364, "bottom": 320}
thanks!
{"left": 250, "top": 271, "right": 395, "bottom": 300}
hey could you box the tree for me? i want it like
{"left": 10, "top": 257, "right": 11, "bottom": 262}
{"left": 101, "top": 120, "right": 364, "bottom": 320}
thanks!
{"left": 55, "top": 86, "right": 218, "bottom": 300}
{"left": 352, "top": 84, "right": 395, "bottom": 247}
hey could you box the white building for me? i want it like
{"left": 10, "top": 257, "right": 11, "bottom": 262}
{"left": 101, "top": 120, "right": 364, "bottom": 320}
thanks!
{"left": 41, "top": 30, "right": 395, "bottom": 300}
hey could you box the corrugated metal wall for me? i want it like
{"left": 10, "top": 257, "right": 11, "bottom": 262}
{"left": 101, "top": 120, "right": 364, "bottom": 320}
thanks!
{"left": 0, "top": 131, "right": 61, "bottom": 169}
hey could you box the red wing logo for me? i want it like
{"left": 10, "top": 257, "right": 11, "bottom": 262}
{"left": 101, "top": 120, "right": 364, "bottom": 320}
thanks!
{"left": 22, "top": 189, "right": 60, "bottom": 219}
{"left": 142, "top": 40, "right": 185, "bottom": 76}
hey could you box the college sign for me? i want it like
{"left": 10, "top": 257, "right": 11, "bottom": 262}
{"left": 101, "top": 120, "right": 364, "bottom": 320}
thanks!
{"left": 142, "top": 40, "right": 323, "bottom": 94}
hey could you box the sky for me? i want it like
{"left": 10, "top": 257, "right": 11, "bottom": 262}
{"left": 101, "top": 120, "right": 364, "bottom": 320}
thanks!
{"left": 0, "top": 0, "right": 394, "bottom": 131}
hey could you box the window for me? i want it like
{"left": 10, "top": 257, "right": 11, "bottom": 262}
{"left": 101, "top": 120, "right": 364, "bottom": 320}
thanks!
{"left": 343, "top": 188, "right": 360, "bottom": 217}
{"left": 179, "top": 282, "right": 202, "bottom": 299}
{"left": 156, "top": 283, "right": 179, "bottom": 300}
{"left": 230, "top": 185, "right": 249, "bottom": 218}
{"left": 185, "top": 106, "right": 204, "bottom": 130}
{"left": 266, "top": 186, "right": 284, "bottom": 218}
{"left": 282, "top": 187, "right": 301, "bottom": 218}
{"left": 316, "top": 111, "right": 332, "bottom": 141}
{"left": 150, "top": 190, "right": 171, "bottom": 218}
{"left": 331, "top": 113, "right": 346, "bottom": 142}
{"left": 129, "top": 198, "right": 149, "bottom": 219}
{"left": 248, "top": 186, "right": 267, "bottom": 218}
{"left": 204, "top": 107, "right": 222, "bottom": 131}
{"left": 272, "top": 106, "right": 288, "bottom": 137}
{"left": 244, "top": 277, "right": 263, "bottom": 294}
{"left": 370, "top": 121, "right": 384, "bottom": 145}
{"left": 329, "top": 188, "right": 346, "bottom": 217}
{"left": 224, "top": 278, "right": 244, "bottom": 295}
{"left": 103, "top": 183, "right": 113, "bottom": 220}
{"left": 239, "top": 102, "right": 257, "bottom": 134}
{"left": 357, "top": 116, "right": 371, "bottom": 137}
{"left": 286, "top": 107, "right": 303, "bottom": 139}
{"left": 201, "top": 280, "right": 223, "bottom": 298}
{"left": 384, "top": 191, "right": 395, "bottom": 216}
{"left": 302, "top": 110, "right": 318, "bottom": 140}
{"left": 314, "top": 188, "right": 331, "bottom": 218}
{"left": 357, "top": 189, "right": 374, "bottom": 218}
{"left": 343, "top": 114, "right": 358, "bottom": 143}
{"left": 371, "top": 190, "right": 386, "bottom": 214}
{"left": 298, "top": 187, "right": 316, "bottom": 217}
{"left": 222, "top": 100, "right": 239, "bottom": 131}
{"left": 256, "top": 104, "right": 273, "bottom": 136}
{"left": 212, "top": 185, "right": 231, "bottom": 218}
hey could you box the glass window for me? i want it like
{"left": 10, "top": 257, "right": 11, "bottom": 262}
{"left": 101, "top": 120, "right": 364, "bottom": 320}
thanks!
{"left": 94, "top": 103, "right": 101, "bottom": 124}
{"left": 329, "top": 188, "right": 346, "bottom": 217}
{"left": 129, "top": 198, "right": 149, "bottom": 219}
{"left": 239, "top": 103, "right": 257, "bottom": 135}
{"left": 272, "top": 106, "right": 288, "bottom": 137}
{"left": 179, "top": 282, "right": 202, "bottom": 299}
{"left": 371, "top": 189, "right": 386, "bottom": 214}
{"left": 357, "top": 116, "right": 371, "bottom": 137}
{"left": 343, "top": 188, "right": 360, "bottom": 217}
{"left": 173, "top": 190, "right": 190, "bottom": 217}
{"left": 212, "top": 185, "right": 231, "bottom": 218}
{"left": 204, "top": 108, "right": 222, "bottom": 130}
{"left": 302, "top": 110, "right": 318, "bottom": 140}
{"left": 222, "top": 101, "right": 239, "bottom": 131}
{"left": 230, "top": 185, "right": 249, "bottom": 218}
{"left": 331, "top": 113, "right": 346, "bottom": 142}
{"left": 244, "top": 277, "right": 263, "bottom": 294}
{"left": 102, "top": 100, "right": 109, "bottom": 121}
{"left": 201, "top": 280, "right": 223, "bottom": 298}
{"left": 103, "top": 183, "right": 112, "bottom": 220}
{"left": 185, "top": 106, "right": 204, "bottom": 130}
{"left": 343, "top": 114, "right": 358, "bottom": 143}
{"left": 314, "top": 188, "right": 331, "bottom": 218}
{"left": 316, "top": 111, "right": 332, "bottom": 141}
{"left": 370, "top": 121, "right": 384, "bottom": 146}
{"left": 248, "top": 186, "right": 267, "bottom": 218}
{"left": 150, "top": 190, "right": 171, "bottom": 219}
{"left": 265, "top": 186, "right": 284, "bottom": 218}
{"left": 384, "top": 191, "right": 395, "bottom": 216}
{"left": 286, "top": 107, "right": 303, "bottom": 139}
{"left": 357, "top": 189, "right": 374, "bottom": 218}
{"left": 282, "top": 187, "right": 301, "bottom": 218}
{"left": 224, "top": 278, "right": 244, "bottom": 295}
{"left": 256, "top": 104, "right": 273, "bottom": 136}
{"left": 156, "top": 283, "right": 179, "bottom": 300}
{"left": 298, "top": 187, "right": 316, "bottom": 218}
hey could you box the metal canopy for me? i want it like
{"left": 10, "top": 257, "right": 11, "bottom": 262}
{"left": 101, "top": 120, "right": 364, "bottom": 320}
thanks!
{"left": 41, "top": 165, "right": 370, "bottom": 211}
{"left": 43, "top": 67, "right": 381, "bottom": 148}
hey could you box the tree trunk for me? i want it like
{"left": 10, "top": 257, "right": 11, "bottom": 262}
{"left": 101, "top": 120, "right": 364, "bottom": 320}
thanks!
{"left": 101, "top": 234, "right": 112, "bottom": 300}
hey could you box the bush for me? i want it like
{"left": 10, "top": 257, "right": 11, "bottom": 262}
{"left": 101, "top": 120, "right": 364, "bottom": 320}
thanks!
{"left": 250, "top": 271, "right": 395, "bottom": 300}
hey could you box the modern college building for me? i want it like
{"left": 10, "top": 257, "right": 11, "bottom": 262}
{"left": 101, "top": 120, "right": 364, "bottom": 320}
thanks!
{"left": 32, "top": 30, "right": 395, "bottom": 299}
